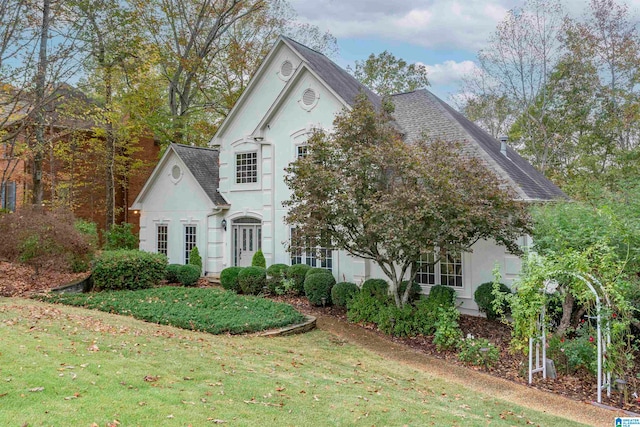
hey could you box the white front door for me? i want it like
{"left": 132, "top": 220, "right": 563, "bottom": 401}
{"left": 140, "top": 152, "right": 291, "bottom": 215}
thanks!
{"left": 232, "top": 219, "right": 262, "bottom": 267}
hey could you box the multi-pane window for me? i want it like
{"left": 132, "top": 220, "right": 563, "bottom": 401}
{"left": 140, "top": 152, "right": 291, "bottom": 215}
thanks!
{"left": 290, "top": 228, "right": 332, "bottom": 271}
{"left": 416, "top": 250, "right": 463, "bottom": 288}
{"left": 236, "top": 152, "right": 258, "bottom": 184}
{"left": 296, "top": 145, "right": 308, "bottom": 158}
{"left": 184, "top": 225, "right": 197, "bottom": 264}
{"left": 157, "top": 224, "right": 168, "bottom": 256}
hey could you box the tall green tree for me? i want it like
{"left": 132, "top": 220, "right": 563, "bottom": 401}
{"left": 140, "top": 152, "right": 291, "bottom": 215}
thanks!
{"left": 348, "top": 51, "right": 429, "bottom": 96}
{"left": 284, "top": 95, "right": 531, "bottom": 307}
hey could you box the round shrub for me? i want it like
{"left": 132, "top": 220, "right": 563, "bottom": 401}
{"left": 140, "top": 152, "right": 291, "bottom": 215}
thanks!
{"left": 166, "top": 264, "right": 182, "bottom": 283}
{"left": 92, "top": 250, "right": 167, "bottom": 291}
{"left": 304, "top": 273, "right": 336, "bottom": 306}
{"left": 398, "top": 280, "right": 422, "bottom": 302}
{"left": 220, "top": 266, "right": 243, "bottom": 292}
{"left": 331, "top": 281, "right": 359, "bottom": 308}
{"left": 266, "top": 263, "right": 289, "bottom": 293}
{"left": 188, "top": 246, "right": 202, "bottom": 270}
{"left": 286, "top": 264, "right": 311, "bottom": 295}
{"left": 177, "top": 264, "right": 201, "bottom": 286}
{"left": 238, "top": 266, "right": 267, "bottom": 295}
{"left": 361, "top": 278, "right": 388, "bottom": 298}
{"left": 474, "top": 282, "right": 511, "bottom": 320}
{"left": 305, "top": 267, "right": 332, "bottom": 278}
{"left": 267, "top": 263, "right": 289, "bottom": 277}
{"left": 427, "top": 284, "right": 456, "bottom": 307}
{"left": 251, "top": 249, "right": 266, "bottom": 268}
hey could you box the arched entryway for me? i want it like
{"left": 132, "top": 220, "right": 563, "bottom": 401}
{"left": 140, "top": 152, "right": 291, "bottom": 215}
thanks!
{"left": 231, "top": 217, "right": 262, "bottom": 267}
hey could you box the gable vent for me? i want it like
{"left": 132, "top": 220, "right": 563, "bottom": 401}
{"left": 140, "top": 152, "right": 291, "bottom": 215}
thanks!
{"left": 280, "top": 60, "right": 293, "bottom": 77}
{"left": 302, "top": 88, "right": 317, "bottom": 106}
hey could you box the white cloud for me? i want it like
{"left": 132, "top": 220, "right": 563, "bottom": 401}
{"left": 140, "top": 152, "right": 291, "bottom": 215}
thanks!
{"left": 289, "top": 0, "right": 512, "bottom": 51}
{"left": 422, "top": 60, "right": 480, "bottom": 86}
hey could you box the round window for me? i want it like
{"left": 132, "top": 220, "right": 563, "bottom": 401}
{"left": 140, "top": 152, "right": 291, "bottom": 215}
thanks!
{"left": 280, "top": 60, "right": 293, "bottom": 77}
{"left": 302, "top": 88, "right": 317, "bottom": 106}
{"left": 171, "top": 165, "right": 181, "bottom": 180}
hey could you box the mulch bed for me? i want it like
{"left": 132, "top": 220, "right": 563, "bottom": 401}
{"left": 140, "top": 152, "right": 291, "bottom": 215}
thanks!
{"left": 271, "top": 294, "right": 640, "bottom": 414}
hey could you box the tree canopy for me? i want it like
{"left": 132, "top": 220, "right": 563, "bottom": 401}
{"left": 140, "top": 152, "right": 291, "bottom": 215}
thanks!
{"left": 284, "top": 95, "right": 531, "bottom": 307}
{"left": 348, "top": 51, "right": 429, "bottom": 96}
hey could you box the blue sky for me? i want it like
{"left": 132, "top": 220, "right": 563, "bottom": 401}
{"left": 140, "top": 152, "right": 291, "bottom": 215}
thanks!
{"left": 289, "top": 0, "right": 640, "bottom": 101}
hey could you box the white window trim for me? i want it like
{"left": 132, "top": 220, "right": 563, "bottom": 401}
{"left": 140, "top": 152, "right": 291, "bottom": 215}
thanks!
{"left": 184, "top": 224, "right": 197, "bottom": 265}
{"left": 156, "top": 224, "right": 168, "bottom": 256}
{"left": 233, "top": 149, "right": 260, "bottom": 188}
{"left": 416, "top": 250, "right": 464, "bottom": 290}
{"left": 289, "top": 227, "right": 333, "bottom": 271}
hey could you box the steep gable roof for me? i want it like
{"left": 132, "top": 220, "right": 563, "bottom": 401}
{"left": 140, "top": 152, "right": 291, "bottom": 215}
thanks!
{"left": 390, "top": 89, "right": 567, "bottom": 201}
{"left": 281, "top": 36, "right": 381, "bottom": 110}
{"left": 171, "top": 143, "right": 228, "bottom": 206}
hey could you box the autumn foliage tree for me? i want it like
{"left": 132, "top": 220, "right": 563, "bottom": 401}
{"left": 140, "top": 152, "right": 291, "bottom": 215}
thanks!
{"left": 284, "top": 95, "right": 531, "bottom": 307}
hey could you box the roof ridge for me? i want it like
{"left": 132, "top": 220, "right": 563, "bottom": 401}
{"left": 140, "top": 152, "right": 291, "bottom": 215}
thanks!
{"left": 172, "top": 142, "right": 218, "bottom": 151}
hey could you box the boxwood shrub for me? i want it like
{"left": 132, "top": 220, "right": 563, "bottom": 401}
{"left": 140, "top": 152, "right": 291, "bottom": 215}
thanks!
{"left": 286, "top": 264, "right": 311, "bottom": 295}
{"left": 347, "top": 291, "right": 388, "bottom": 324}
{"left": 238, "top": 266, "right": 267, "bottom": 295}
{"left": 92, "top": 250, "right": 167, "bottom": 291}
{"left": 474, "top": 282, "right": 511, "bottom": 320}
{"left": 166, "top": 264, "right": 182, "bottom": 283}
{"left": 220, "top": 266, "right": 243, "bottom": 292}
{"left": 266, "top": 263, "right": 289, "bottom": 293}
{"left": 305, "top": 267, "right": 331, "bottom": 278}
{"left": 304, "top": 272, "right": 336, "bottom": 306}
{"left": 177, "top": 264, "right": 200, "bottom": 286}
{"left": 251, "top": 249, "right": 266, "bottom": 268}
{"left": 361, "top": 278, "right": 389, "bottom": 298}
{"left": 427, "top": 284, "right": 456, "bottom": 307}
{"left": 331, "top": 281, "right": 359, "bottom": 308}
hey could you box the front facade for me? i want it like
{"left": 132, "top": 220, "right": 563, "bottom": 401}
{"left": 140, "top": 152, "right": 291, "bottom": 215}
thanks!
{"left": 132, "top": 37, "right": 565, "bottom": 314}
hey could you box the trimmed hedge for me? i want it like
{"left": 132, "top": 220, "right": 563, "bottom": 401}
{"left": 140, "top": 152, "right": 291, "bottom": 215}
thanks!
{"left": 304, "top": 272, "right": 336, "bottom": 306}
{"left": 474, "top": 282, "right": 511, "bottom": 320}
{"left": 220, "top": 266, "right": 243, "bottom": 292}
{"left": 177, "top": 264, "right": 200, "bottom": 286}
{"left": 286, "top": 264, "right": 311, "bottom": 295}
{"left": 361, "top": 278, "right": 389, "bottom": 298}
{"left": 92, "top": 250, "right": 167, "bottom": 291}
{"left": 238, "top": 266, "right": 267, "bottom": 295}
{"left": 166, "top": 264, "right": 182, "bottom": 283}
{"left": 346, "top": 291, "right": 388, "bottom": 324}
{"left": 331, "top": 281, "right": 359, "bottom": 308}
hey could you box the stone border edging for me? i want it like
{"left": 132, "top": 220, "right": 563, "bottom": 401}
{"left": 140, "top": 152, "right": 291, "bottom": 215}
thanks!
{"left": 49, "top": 274, "right": 92, "bottom": 294}
{"left": 259, "top": 314, "right": 316, "bottom": 337}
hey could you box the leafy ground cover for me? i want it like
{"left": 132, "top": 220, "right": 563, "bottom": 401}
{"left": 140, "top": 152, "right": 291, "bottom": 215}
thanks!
{"left": 0, "top": 299, "right": 589, "bottom": 426}
{"left": 35, "top": 287, "right": 306, "bottom": 335}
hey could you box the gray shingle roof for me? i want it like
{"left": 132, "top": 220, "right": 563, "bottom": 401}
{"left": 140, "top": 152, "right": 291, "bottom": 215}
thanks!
{"left": 390, "top": 90, "right": 567, "bottom": 201}
{"left": 283, "top": 36, "right": 382, "bottom": 110}
{"left": 171, "top": 143, "right": 228, "bottom": 206}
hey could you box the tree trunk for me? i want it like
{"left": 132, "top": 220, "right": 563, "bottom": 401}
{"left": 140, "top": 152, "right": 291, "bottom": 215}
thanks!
{"left": 556, "top": 291, "right": 575, "bottom": 336}
{"left": 105, "top": 65, "right": 115, "bottom": 229}
{"left": 31, "top": 0, "right": 50, "bottom": 207}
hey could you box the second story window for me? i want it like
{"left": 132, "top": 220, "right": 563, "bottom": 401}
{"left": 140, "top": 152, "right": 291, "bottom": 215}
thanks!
{"left": 236, "top": 151, "right": 258, "bottom": 184}
{"left": 296, "top": 145, "right": 308, "bottom": 159}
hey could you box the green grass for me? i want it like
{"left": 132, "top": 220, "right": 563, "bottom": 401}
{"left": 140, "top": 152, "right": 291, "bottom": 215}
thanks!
{"left": 34, "top": 286, "right": 306, "bottom": 334}
{"left": 0, "top": 299, "right": 588, "bottom": 426}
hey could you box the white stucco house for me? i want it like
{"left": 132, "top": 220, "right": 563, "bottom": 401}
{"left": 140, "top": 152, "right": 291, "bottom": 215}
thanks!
{"left": 131, "top": 36, "right": 566, "bottom": 314}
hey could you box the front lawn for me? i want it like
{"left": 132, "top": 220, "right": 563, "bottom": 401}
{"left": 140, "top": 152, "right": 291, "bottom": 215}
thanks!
{"left": 35, "top": 286, "right": 306, "bottom": 334}
{"left": 0, "top": 299, "right": 588, "bottom": 426}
